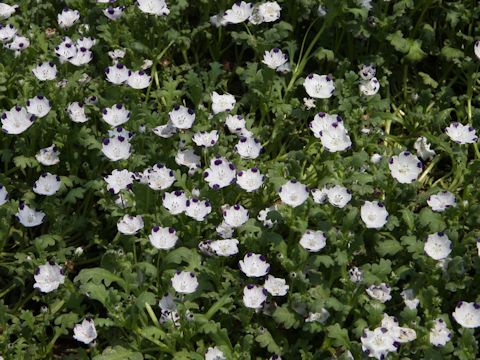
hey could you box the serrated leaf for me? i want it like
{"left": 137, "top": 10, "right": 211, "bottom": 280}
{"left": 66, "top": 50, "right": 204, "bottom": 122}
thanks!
{"left": 273, "top": 305, "right": 300, "bottom": 329}
{"left": 256, "top": 330, "right": 282, "bottom": 355}
{"left": 93, "top": 346, "right": 143, "bottom": 360}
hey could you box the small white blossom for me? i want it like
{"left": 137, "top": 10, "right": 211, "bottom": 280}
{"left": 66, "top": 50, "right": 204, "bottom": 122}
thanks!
{"left": 149, "top": 226, "right": 178, "bottom": 250}
{"left": 278, "top": 179, "right": 309, "bottom": 207}
{"left": 474, "top": 41, "right": 480, "bottom": 61}
{"left": 305, "top": 308, "right": 330, "bottom": 323}
{"left": 117, "top": 215, "right": 144, "bottom": 235}
{"left": 1, "top": 106, "right": 35, "bottom": 134}
{"left": 326, "top": 185, "right": 352, "bottom": 208}
{"left": 137, "top": 0, "right": 170, "bottom": 16}
{"left": 16, "top": 203, "right": 45, "bottom": 227}
{"left": 33, "top": 173, "right": 61, "bottom": 196}
{"left": 171, "top": 271, "right": 198, "bottom": 294}
{"left": 349, "top": 267, "right": 363, "bottom": 284}
{"left": 361, "top": 201, "right": 388, "bottom": 229}
{"left": 429, "top": 318, "right": 452, "bottom": 346}
{"left": 103, "top": 6, "right": 126, "bottom": 20}
{"left": 427, "top": 191, "right": 455, "bottom": 212}
{"left": 4, "top": 34, "right": 29, "bottom": 52}
{"left": 169, "top": 105, "right": 195, "bottom": 129}
{"left": 359, "top": 64, "right": 376, "bottom": 80}
{"left": 104, "top": 169, "right": 134, "bottom": 194}
{"left": 67, "top": 102, "right": 88, "bottom": 123}
{"left": 262, "top": 48, "right": 288, "bottom": 70}
{"left": 299, "top": 230, "right": 327, "bottom": 252}
{"left": 235, "top": 136, "right": 264, "bottom": 159}
{"left": 162, "top": 190, "right": 188, "bottom": 215}
{"left": 401, "top": 289, "right": 420, "bottom": 310}
{"left": 105, "top": 63, "right": 130, "bottom": 84}
{"left": 389, "top": 151, "right": 422, "bottom": 184}
{"left": 414, "top": 136, "right": 435, "bottom": 161}
{"left": 127, "top": 70, "right": 151, "bottom": 89}
{"left": 102, "top": 104, "right": 131, "bottom": 127}
{"left": 303, "top": 73, "right": 335, "bottom": 99}
{"left": 424, "top": 232, "right": 452, "bottom": 260}
{"left": 452, "top": 301, "right": 480, "bottom": 328}
{"left": 445, "top": 122, "right": 478, "bottom": 144}
{"left": 192, "top": 130, "right": 219, "bottom": 147}
{"left": 32, "top": 62, "right": 57, "bottom": 81}
{"left": 204, "top": 156, "right": 236, "bottom": 189}
{"left": 34, "top": 262, "right": 65, "bottom": 293}
{"left": 58, "top": 8, "right": 80, "bottom": 28}
{"left": 185, "top": 198, "right": 212, "bottom": 221}
{"left": 211, "top": 92, "right": 236, "bottom": 114}
{"left": 236, "top": 167, "right": 264, "bottom": 192}
{"left": 264, "top": 275, "right": 289, "bottom": 296}
{"left": 359, "top": 77, "right": 380, "bottom": 96}
{"left": 0, "top": 184, "right": 8, "bottom": 206}
{"left": 243, "top": 284, "right": 267, "bottom": 309}
{"left": 73, "top": 318, "right": 97, "bottom": 345}
{"left": 239, "top": 253, "right": 270, "bottom": 277}
{"left": 366, "top": 283, "right": 392, "bottom": 303}
{"left": 361, "top": 327, "right": 397, "bottom": 360}
{"left": 223, "top": 1, "right": 253, "bottom": 24}
{"left": 26, "top": 95, "right": 51, "bottom": 118}
{"left": 0, "top": 3, "right": 18, "bottom": 19}
{"left": 303, "top": 97, "right": 316, "bottom": 109}
{"left": 101, "top": 136, "right": 132, "bottom": 161}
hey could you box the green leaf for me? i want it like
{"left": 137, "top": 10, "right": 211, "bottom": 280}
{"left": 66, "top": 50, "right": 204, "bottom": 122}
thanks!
{"left": 419, "top": 208, "right": 446, "bottom": 232}
{"left": 255, "top": 330, "right": 282, "bottom": 355}
{"left": 93, "top": 346, "right": 143, "bottom": 360}
{"left": 375, "top": 239, "right": 402, "bottom": 256}
{"left": 326, "top": 324, "right": 350, "bottom": 347}
{"left": 74, "top": 268, "right": 128, "bottom": 292}
{"left": 273, "top": 305, "right": 300, "bottom": 329}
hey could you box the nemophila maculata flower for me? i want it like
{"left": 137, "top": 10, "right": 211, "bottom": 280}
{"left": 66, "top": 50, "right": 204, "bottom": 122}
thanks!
{"left": 211, "top": 91, "right": 236, "bottom": 114}
{"left": 102, "top": 104, "right": 131, "bottom": 127}
{"left": 102, "top": 135, "right": 132, "bottom": 161}
{"left": 243, "top": 284, "right": 267, "bottom": 309}
{"left": 239, "top": 252, "right": 270, "bottom": 277}
{"left": 153, "top": 121, "right": 177, "bottom": 138}
{"left": 36, "top": 144, "right": 60, "bottom": 166}
{"left": 427, "top": 191, "right": 455, "bottom": 212}
{"left": 359, "top": 77, "right": 380, "bottom": 96}
{"left": 305, "top": 309, "right": 330, "bottom": 324}
{"left": 429, "top": 318, "right": 452, "bottom": 346}
{"left": 149, "top": 226, "right": 178, "bottom": 250}
{"left": 204, "top": 156, "right": 236, "bottom": 189}
{"left": 169, "top": 105, "right": 195, "bottom": 129}
{"left": 0, "top": 23, "right": 16, "bottom": 42}
{"left": 223, "top": 204, "right": 249, "bottom": 228}
{"left": 311, "top": 187, "right": 328, "bottom": 204}
{"left": 108, "top": 126, "right": 133, "bottom": 140}
{"left": 16, "top": 203, "right": 46, "bottom": 227}
{"left": 424, "top": 232, "right": 452, "bottom": 260}
{"left": 359, "top": 63, "right": 376, "bottom": 80}
{"left": 0, "top": 184, "right": 8, "bottom": 206}
{"left": 216, "top": 221, "right": 234, "bottom": 238}
{"left": 222, "top": 1, "right": 253, "bottom": 24}
{"left": 257, "top": 206, "right": 278, "bottom": 228}
{"left": 349, "top": 266, "right": 363, "bottom": 284}
{"left": 237, "top": 167, "right": 264, "bottom": 192}
{"left": 162, "top": 190, "right": 188, "bottom": 215}
{"left": 185, "top": 198, "right": 211, "bottom": 221}
{"left": 58, "top": 8, "right": 80, "bottom": 28}
{"left": 32, "top": 62, "right": 57, "bottom": 81}
{"left": 0, "top": 3, "right": 17, "bottom": 18}
{"left": 1, "top": 106, "right": 35, "bottom": 134}
{"left": 104, "top": 169, "right": 134, "bottom": 194}
{"left": 171, "top": 270, "right": 198, "bottom": 294}
{"left": 309, "top": 112, "right": 342, "bottom": 138}
{"left": 262, "top": 48, "right": 288, "bottom": 70}
{"left": 69, "top": 46, "right": 93, "bottom": 66}
{"left": 33, "top": 261, "right": 65, "bottom": 293}
{"left": 414, "top": 136, "right": 435, "bottom": 161}
{"left": 225, "top": 114, "right": 251, "bottom": 136}
{"left": 55, "top": 37, "right": 77, "bottom": 62}
{"left": 256, "top": 1, "right": 281, "bottom": 23}
{"left": 126, "top": 70, "right": 151, "bottom": 89}
{"left": 300, "top": 230, "right": 327, "bottom": 252}
{"left": 366, "top": 283, "right": 392, "bottom": 303}
{"left": 137, "top": 0, "right": 170, "bottom": 16}
{"left": 33, "top": 173, "right": 61, "bottom": 196}
{"left": 200, "top": 239, "right": 239, "bottom": 257}
{"left": 361, "top": 201, "right": 388, "bottom": 229}
{"left": 401, "top": 289, "right": 420, "bottom": 310}
{"left": 361, "top": 327, "right": 398, "bottom": 360}
{"left": 141, "top": 164, "right": 175, "bottom": 190}
{"left": 205, "top": 346, "right": 226, "bottom": 360}
{"left": 235, "top": 136, "right": 264, "bottom": 159}
{"left": 103, "top": 6, "right": 126, "bottom": 20}
{"left": 452, "top": 302, "right": 480, "bottom": 328}
{"left": 474, "top": 40, "right": 480, "bottom": 60}
{"left": 388, "top": 151, "right": 422, "bottom": 184}
{"left": 303, "top": 73, "right": 335, "bottom": 99}
{"left": 67, "top": 102, "right": 89, "bottom": 123}
{"left": 192, "top": 130, "right": 219, "bottom": 147}
{"left": 108, "top": 48, "right": 126, "bottom": 60}
{"left": 264, "top": 275, "right": 289, "bottom": 296}
{"left": 278, "top": 179, "right": 309, "bottom": 207}
{"left": 445, "top": 122, "right": 478, "bottom": 144}
{"left": 326, "top": 185, "right": 352, "bottom": 208}
{"left": 26, "top": 95, "right": 51, "bottom": 118}
{"left": 4, "top": 34, "right": 30, "bottom": 53}
{"left": 117, "top": 215, "right": 144, "bottom": 235}
{"left": 176, "top": 148, "right": 201, "bottom": 175}
{"left": 105, "top": 63, "right": 130, "bottom": 84}
{"left": 73, "top": 318, "right": 97, "bottom": 345}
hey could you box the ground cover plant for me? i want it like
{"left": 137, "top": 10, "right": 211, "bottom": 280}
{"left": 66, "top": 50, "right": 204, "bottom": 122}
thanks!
{"left": 1, "top": 0, "right": 480, "bottom": 359}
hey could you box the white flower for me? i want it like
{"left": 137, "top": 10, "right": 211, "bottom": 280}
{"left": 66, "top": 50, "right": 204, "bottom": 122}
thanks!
{"left": 305, "top": 308, "right": 330, "bottom": 323}
{"left": 452, "top": 301, "right": 480, "bottom": 328}
{"left": 366, "top": 283, "right": 392, "bottom": 303}
{"left": 16, "top": 203, "right": 45, "bottom": 227}
{"left": 349, "top": 267, "right": 363, "bottom": 284}
{"left": 33, "top": 173, "right": 61, "bottom": 196}
{"left": 216, "top": 221, "right": 234, "bottom": 238}
{"left": 388, "top": 151, "right": 422, "bottom": 183}
{"left": 4, "top": 35, "right": 29, "bottom": 52}
{"left": 76, "top": 37, "right": 96, "bottom": 49}
{"left": 0, "top": 23, "right": 16, "bottom": 42}
{"left": 33, "top": 262, "right": 65, "bottom": 293}
{"left": 414, "top": 136, "right": 435, "bottom": 161}
{"left": 262, "top": 48, "right": 288, "bottom": 70}
{"left": 0, "top": 184, "right": 8, "bottom": 206}
{"left": 360, "top": 201, "right": 388, "bottom": 229}
{"left": 299, "top": 230, "right": 327, "bottom": 252}
{"left": 359, "top": 64, "right": 376, "bottom": 80}
{"left": 224, "top": 114, "right": 247, "bottom": 136}
{"left": 359, "top": 77, "right": 380, "bottom": 96}
{"left": 169, "top": 105, "right": 195, "bottom": 129}
{"left": 303, "top": 73, "right": 335, "bottom": 99}
{"left": 445, "top": 122, "right": 478, "bottom": 144}
{"left": 370, "top": 153, "right": 382, "bottom": 164}
{"left": 143, "top": 164, "right": 175, "bottom": 191}
{"left": 108, "top": 49, "right": 126, "bottom": 60}
{"left": 1, "top": 106, "right": 35, "bottom": 134}
{"left": 424, "top": 232, "right": 452, "bottom": 260}
{"left": 257, "top": 1, "right": 281, "bottom": 22}
{"left": 303, "top": 97, "right": 316, "bottom": 109}
{"left": 429, "top": 318, "right": 452, "bottom": 346}
{"left": 236, "top": 167, "right": 264, "bottom": 192}
{"left": 326, "top": 185, "right": 352, "bottom": 208}
{"left": 32, "top": 61, "right": 57, "bottom": 81}
{"left": 235, "top": 136, "right": 264, "bottom": 159}
{"left": 206, "top": 239, "right": 239, "bottom": 257}
{"left": 117, "top": 215, "right": 144, "bottom": 235}
{"left": 193, "top": 130, "right": 219, "bottom": 147}
{"left": 102, "top": 104, "right": 131, "bottom": 127}
{"left": 309, "top": 112, "right": 343, "bottom": 138}
{"left": 317, "top": 5, "right": 327, "bottom": 16}
{"left": 67, "top": 102, "right": 88, "bottom": 123}
{"left": 104, "top": 169, "right": 134, "bottom": 194}
{"left": 105, "top": 63, "right": 130, "bottom": 84}
{"left": 319, "top": 123, "right": 352, "bottom": 152}
{"left": 205, "top": 346, "right": 226, "bottom": 360}
{"left": 474, "top": 41, "right": 480, "bottom": 61}
{"left": 278, "top": 179, "right": 309, "bottom": 207}
{"left": 0, "top": 3, "right": 17, "bottom": 19}
{"left": 171, "top": 271, "right": 198, "bottom": 294}
{"left": 357, "top": 0, "right": 373, "bottom": 10}
{"left": 127, "top": 70, "right": 151, "bottom": 89}
{"left": 185, "top": 198, "right": 212, "bottom": 221}
{"left": 401, "top": 289, "right": 420, "bottom": 310}
{"left": 101, "top": 136, "right": 132, "bottom": 161}
{"left": 427, "top": 191, "right": 455, "bottom": 212}
{"left": 103, "top": 6, "right": 126, "bottom": 20}
{"left": 311, "top": 187, "right": 328, "bottom": 204}
{"left": 361, "top": 327, "right": 397, "bottom": 360}
{"left": 239, "top": 253, "right": 270, "bottom": 277}
{"left": 257, "top": 206, "right": 278, "bottom": 228}
{"left": 162, "top": 190, "right": 188, "bottom": 215}
{"left": 149, "top": 226, "right": 178, "bottom": 250}
{"left": 73, "top": 318, "right": 97, "bottom": 345}
{"left": 55, "top": 37, "right": 77, "bottom": 62}
{"left": 58, "top": 8, "right": 80, "bottom": 28}
{"left": 153, "top": 121, "right": 177, "bottom": 138}
{"left": 264, "top": 275, "right": 289, "bottom": 296}
{"left": 223, "top": 1, "right": 253, "bottom": 24}
{"left": 243, "top": 284, "right": 267, "bottom": 309}
{"left": 26, "top": 95, "right": 51, "bottom": 118}
{"left": 137, "top": 0, "right": 170, "bottom": 16}
{"left": 204, "top": 157, "right": 236, "bottom": 189}
{"left": 69, "top": 46, "right": 93, "bottom": 66}
{"left": 211, "top": 92, "right": 236, "bottom": 114}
